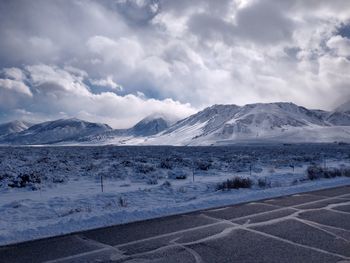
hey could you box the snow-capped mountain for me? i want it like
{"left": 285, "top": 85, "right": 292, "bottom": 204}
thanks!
{"left": 78, "top": 115, "right": 171, "bottom": 144}
{"left": 144, "top": 102, "right": 350, "bottom": 145}
{"left": 131, "top": 115, "right": 170, "bottom": 136}
{"left": 1, "top": 102, "right": 350, "bottom": 145}
{"left": 0, "top": 120, "right": 33, "bottom": 137}
{"left": 0, "top": 118, "right": 112, "bottom": 145}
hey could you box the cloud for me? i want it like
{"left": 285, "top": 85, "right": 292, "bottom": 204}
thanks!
{"left": 114, "top": 0, "right": 161, "bottom": 24}
{"left": 90, "top": 76, "right": 123, "bottom": 90}
{"left": 0, "top": 65, "right": 195, "bottom": 127}
{"left": 327, "top": 35, "right": 350, "bottom": 57}
{"left": 0, "top": 79, "right": 32, "bottom": 96}
{"left": 1, "top": 0, "right": 350, "bottom": 125}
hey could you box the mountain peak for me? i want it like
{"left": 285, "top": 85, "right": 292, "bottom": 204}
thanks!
{"left": 0, "top": 120, "right": 33, "bottom": 137}
{"left": 1, "top": 102, "right": 350, "bottom": 146}
{"left": 131, "top": 115, "right": 170, "bottom": 136}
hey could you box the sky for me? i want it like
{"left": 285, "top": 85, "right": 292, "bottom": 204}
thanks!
{"left": 0, "top": 0, "right": 350, "bottom": 128}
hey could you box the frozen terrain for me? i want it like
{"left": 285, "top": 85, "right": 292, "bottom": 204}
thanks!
{"left": 0, "top": 144, "right": 350, "bottom": 245}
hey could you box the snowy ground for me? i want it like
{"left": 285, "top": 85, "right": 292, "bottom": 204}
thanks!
{"left": 0, "top": 144, "right": 350, "bottom": 246}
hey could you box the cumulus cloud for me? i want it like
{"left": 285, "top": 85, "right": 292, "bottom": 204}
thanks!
{"left": 90, "top": 76, "right": 123, "bottom": 90}
{"left": 0, "top": 65, "right": 195, "bottom": 127}
{"left": 327, "top": 35, "right": 350, "bottom": 57}
{"left": 0, "top": 79, "right": 32, "bottom": 97}
{"left": 0, "top": 0, "right": 350, "bottom": 125}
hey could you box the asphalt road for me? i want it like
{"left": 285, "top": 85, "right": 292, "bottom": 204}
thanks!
{"left": 1, "top": 185, "right": 350, "bottom": 263}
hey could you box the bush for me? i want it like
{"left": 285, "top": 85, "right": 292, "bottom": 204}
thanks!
{"left": 162, "top": 180, "right": 171, "bottom": 187}
{"left": 324, "top": 168, "right": 341, "bottom": 178}
{"left": 307, "top": 166, "right": 324, "bottom": 180}
{"left": 160, "top": 159, "right": 172, "bottom": 169}
{"left": 342, "top": 168, "right": 350, "bottom": 177}
{"left": 307, "top": 165, "right": 349, "bottom": 180}
{"left": 257, "top": 177, "right": 271, "bottom": 188}
{"left": 147, "top": 178, "right": 158, "bottom": 185}
{"left": 8, "top": 172, "right": 41, "bottom": 188}
{"left": 135, "top": 164, "right": 155, "bottom": 174}
{"left": 168, "top": 170, "right": 188, "bottom": 180}
{"left": 217, "top": 177, "right": 253, "bottom": 191}
{"left": 195, "top": 160, "right": 212, "bottom": 171}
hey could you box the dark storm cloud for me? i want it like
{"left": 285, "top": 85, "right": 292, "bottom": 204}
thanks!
{"left": 234, "top": 1, "right": 295, "bottom": 44}
{"left": 338, "top": 23, "right": 350, "bottom": 39}
{"left": 188, "top": 0, "right": 295, "bottom": 45}
{"left": 107, "top": 0, "right": 161, "bottom": 25}
{"left": 116, "top": 0, "right": 161, "bottom": 25}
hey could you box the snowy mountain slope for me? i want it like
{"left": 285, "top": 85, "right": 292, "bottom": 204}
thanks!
{"left": 0, "top": 121, "right": 33, "bottom": 137}
{"left": 131, "top": 115, "right": 170, "bottom": 136}
{"left": 144, "top": 102, "right": 350, "bottom": 145}
{"left": 77, "top": 115, "right": 171, "bottom": 144}
{"left": 336, "top": 100, "right": 350, "bottom": 114}
{"left": 325, "top": 111, "right": 350, "bottom": 126}
{"left": 1, "top": 102, "right": 350, "bottom": 145}
{"left": 0, "top": 118, "right": 112, "bottom": 145}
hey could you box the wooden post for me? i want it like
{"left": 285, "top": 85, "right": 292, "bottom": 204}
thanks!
{"left": 101, "top": 175, "right": 104, "bottom": 192}
{"left": 192, "top": 165, "right": 195, "bottom": 182}
{"left": 40, "top": 174, "right": 42, "bottom": 197}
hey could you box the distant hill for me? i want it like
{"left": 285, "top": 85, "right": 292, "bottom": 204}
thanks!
{"left": 0, "top": 118, "right": 112, "bottom": 145}
{"left": 0, "top": 121, "right": 33, "bottom": 137}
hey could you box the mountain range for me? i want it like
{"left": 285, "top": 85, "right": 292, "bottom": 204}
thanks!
{"left": 1, "top": 102, "right": 350, "bottom": 146}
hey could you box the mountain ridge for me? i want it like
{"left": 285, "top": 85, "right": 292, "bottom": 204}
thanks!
{"left": 1, "top": 102, "right": 350, "bottom": 145}
{"left": 0, "top": 120, "right": 34, "bottom": 137}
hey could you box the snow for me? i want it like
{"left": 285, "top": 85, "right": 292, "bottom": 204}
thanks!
{"left": 137, "top": 102, "right": 350, "bottom": 146}
{"left": 0, "top": 144, "right": 350, "bottom": 246}
{"left": 1, "top": 102, "right": 350, "bottom": 146}
{"left": 336, "top": 100, "right": 350, "bottom": 113}
{"left": 0, "top": 118, "right": 112, "bottom": 145}
{"left": 0, "top": 121, "right": 33, "bottom": 137}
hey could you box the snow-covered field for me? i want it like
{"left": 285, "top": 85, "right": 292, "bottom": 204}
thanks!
{"left": 0, "top": 144, "right": 350, "bottom": 246}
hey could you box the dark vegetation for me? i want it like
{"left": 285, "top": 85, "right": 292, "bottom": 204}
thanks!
{"left": 0, "top": 144, "right": 349, "bottom": 190}
{"left": 307, "top": 165, "right": 350, "bottom": 180}
{"left": 217, "top": 177, "right": 253, "bottom": 190}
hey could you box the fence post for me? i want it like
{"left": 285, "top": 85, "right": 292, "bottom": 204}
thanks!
{"left": 193, "top": 165, "right": 195, "bottom": 182}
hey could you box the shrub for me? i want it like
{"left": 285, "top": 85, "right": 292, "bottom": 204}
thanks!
{"left": 135, "top": 164, "right": 155, "bottom": 174}
{"left": 342, "top": 168, "right": 350, "bottom": 177}
{"left": 8, "top": 172, "right": 41, "bottom": 188}
{"left": 118, "top": 196, "right": 127, "bottom": 207}
{"left": 162, "top": 180, "right": 171, "bottom": 187}
{"left": 323, "top": 168, "right": 341, "bottom": 178}
{"left": 160, "top": 159, "right": 172, "bottom": 169}
{"left": 257, "top": 177, "right": 271, "bottom": 188}
{"left": 307, "top": 166, "right": 324, "bottom": 180}
{"left": 168, "top": 170, "right": 188, "bottom": 180}
{"left": 196, "top": 160, "right": 212, "bottom": 171}
{"left": 307, "top": 165, "right": 350, "bottom": 180}
{"left": 217, "top": 177, "right": 253, "bottom": 191}
{"left": 147, "top": 178, "right": 158, "bottom": 185}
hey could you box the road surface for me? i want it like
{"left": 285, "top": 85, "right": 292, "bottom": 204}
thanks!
{"left": 1, "top": 185, "right": 350, "bottom": 263}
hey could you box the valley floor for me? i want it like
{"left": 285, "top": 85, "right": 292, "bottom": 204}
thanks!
{"left": 0, "top": 144, "right": 350, "bottom": 246}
